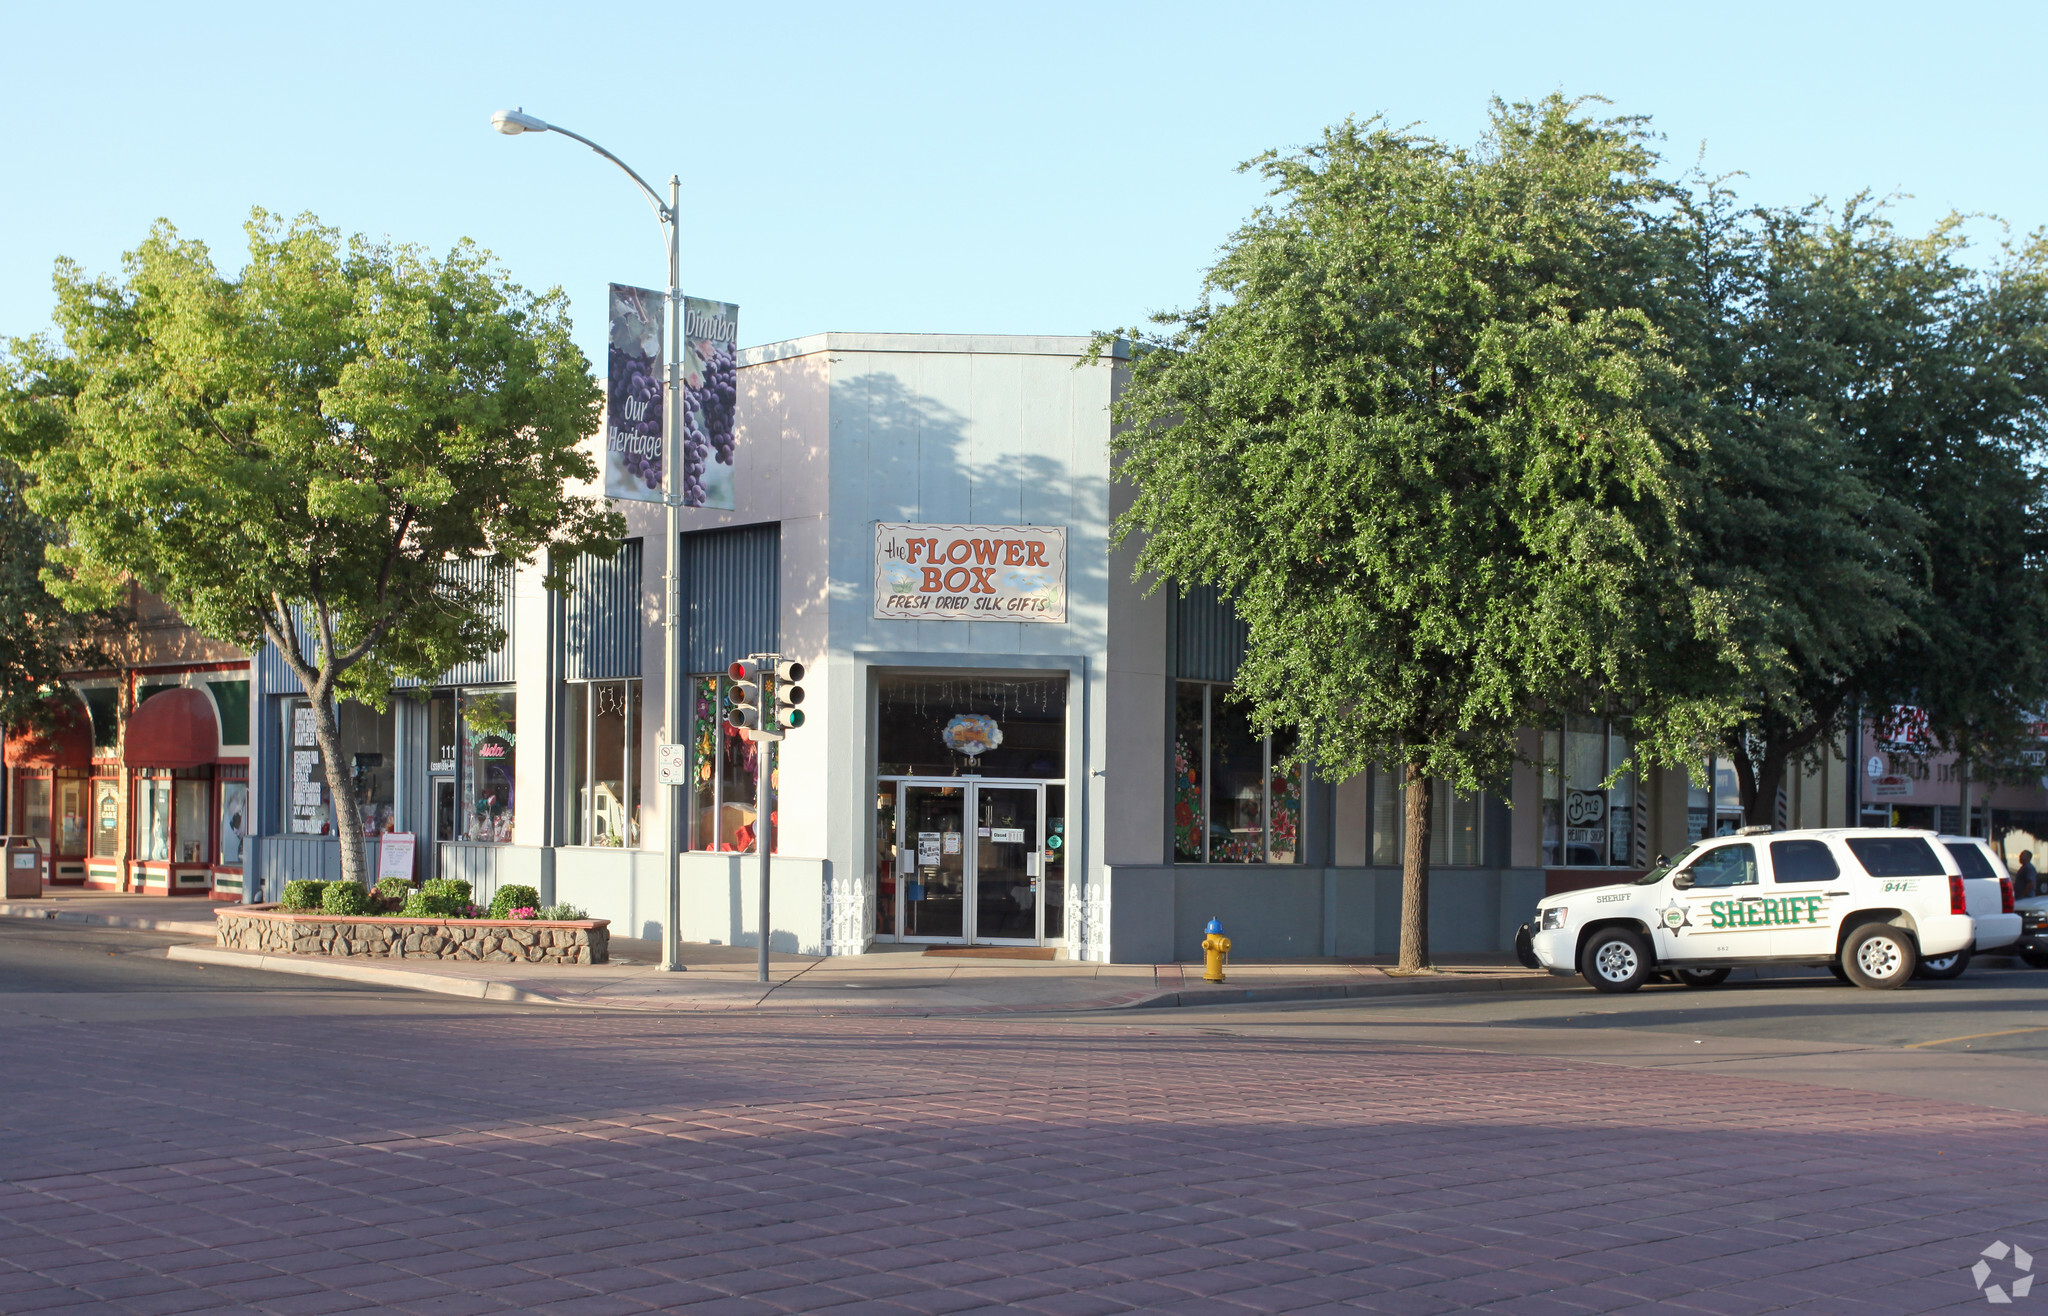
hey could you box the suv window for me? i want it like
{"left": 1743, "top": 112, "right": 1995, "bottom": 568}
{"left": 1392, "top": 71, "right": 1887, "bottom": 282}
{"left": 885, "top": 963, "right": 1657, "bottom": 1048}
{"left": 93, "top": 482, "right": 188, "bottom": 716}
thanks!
{"left": 1681, "top": 843, "right": 1758, "bottom": 888}
{"left": 1845, "top": 836, "right": 1945, "bottom": 878}
{"left": 1771, "top": 839, "right": 1840, "bottom": 883}
{"left": 1944, "top": 842, "right": 1998, "bottom": 880}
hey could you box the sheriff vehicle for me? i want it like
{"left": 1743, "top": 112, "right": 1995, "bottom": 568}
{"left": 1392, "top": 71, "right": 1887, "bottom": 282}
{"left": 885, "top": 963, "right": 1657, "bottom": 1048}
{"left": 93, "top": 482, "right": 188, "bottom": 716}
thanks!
{"left": 1520, "top": 827, "right": 2011, "bottom": 992}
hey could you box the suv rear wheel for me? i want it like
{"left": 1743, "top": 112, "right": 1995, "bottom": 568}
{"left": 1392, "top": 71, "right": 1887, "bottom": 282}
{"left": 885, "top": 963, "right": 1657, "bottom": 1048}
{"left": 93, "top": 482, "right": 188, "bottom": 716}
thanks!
{"left": 1917, "top": 948, "right": 1971, "bottom": 980}
{"left": 1841, "top": 923, "right": 1918, "bottom": 989}
{"left": 1581, "top": 928, "right": 1651, "bottom": 994}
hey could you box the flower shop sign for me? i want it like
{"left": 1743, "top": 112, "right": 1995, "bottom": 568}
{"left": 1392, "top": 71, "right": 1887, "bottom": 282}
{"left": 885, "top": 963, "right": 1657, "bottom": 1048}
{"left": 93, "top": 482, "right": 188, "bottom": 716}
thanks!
{"left": 872, "top": 523, "right": 1067, "bottom": 623}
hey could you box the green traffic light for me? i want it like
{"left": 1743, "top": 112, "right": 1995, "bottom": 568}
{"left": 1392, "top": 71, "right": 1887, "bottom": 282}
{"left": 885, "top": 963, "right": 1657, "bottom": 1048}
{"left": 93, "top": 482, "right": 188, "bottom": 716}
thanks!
{"left": 782, "top": 708, "right": 806, "bottom": 729}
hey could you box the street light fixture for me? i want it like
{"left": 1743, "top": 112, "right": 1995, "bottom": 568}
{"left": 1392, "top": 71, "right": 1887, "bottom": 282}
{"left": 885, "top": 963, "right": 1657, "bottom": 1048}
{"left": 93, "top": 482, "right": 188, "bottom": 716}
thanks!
{"left": 491, "top": 107, "right": 688, "bottom": 975}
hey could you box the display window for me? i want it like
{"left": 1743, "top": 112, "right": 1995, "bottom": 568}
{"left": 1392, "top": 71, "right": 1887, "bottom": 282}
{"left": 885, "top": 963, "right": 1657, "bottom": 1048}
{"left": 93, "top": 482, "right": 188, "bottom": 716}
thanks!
{"left": 1368, "top": 766, "right": 1486, "bottom": 867}
{"left": 135, "top": 777, "right": 172, "bottom": 861}
{"left": 20, "top": 777, "right": 51, "bottom": 853}
{"left": 875, "top": 673, "right": 1066, "bottom": 779}
{"left": 690, "top": 674, "right": 767, "bottom": 852}
{"left": 1172, "top": 680, "right": 1300, "bottom": 864}
{"left": 91, "top": 780, "right": 121, "bottom": 859}
{"left": 282, "top": 698, "right": 395, "bottom": 835}
{"left": 562, "top": 679, "right": 640, "bottom": 847}
{"left": 457, "top": 689, "right": 516, "bottom": 843}
{"left": 217, "top": 778, "right": 248, "bottom": 865}
{"left": 1540, "top": 716, "right": 1642, "bottom": 867}
{"left": 1689, "top": 757, "right": 1746, "bottom": 840}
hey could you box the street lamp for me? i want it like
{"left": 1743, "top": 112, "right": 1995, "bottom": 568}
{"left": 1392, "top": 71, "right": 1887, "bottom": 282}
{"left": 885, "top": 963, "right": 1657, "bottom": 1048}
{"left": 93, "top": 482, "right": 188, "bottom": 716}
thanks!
{"left": 491, "top": 107, "right": 688, "bottom": 975}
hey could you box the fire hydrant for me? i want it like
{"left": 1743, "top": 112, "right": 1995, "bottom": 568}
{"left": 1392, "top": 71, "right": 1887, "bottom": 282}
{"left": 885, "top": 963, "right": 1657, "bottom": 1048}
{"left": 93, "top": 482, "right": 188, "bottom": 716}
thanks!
{"left": 1201, "top": 917, "right": 1231, "bottom": 983}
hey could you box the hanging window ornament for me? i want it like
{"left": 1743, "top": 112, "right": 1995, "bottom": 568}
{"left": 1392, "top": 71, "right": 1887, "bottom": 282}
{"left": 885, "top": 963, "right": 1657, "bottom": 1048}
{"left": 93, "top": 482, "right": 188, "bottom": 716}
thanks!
{"left": 943, "top": 713, "right": 1003, "bottom": 759}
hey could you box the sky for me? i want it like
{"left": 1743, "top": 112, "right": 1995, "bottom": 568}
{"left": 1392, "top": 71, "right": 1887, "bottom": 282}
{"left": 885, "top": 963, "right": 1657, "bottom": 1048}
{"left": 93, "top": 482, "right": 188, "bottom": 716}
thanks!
{"left": 3, "top": 1, "right": 2044, "bottom": 369}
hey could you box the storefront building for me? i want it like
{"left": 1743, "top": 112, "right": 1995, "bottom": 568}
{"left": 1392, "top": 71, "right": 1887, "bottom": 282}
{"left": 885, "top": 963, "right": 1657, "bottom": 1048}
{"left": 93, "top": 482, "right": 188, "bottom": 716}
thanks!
{"left": 234, "top": 332, "right": 1879, "bottom": 959}
{"left": 2, "top": 594, "right": 253, "bottom": 898}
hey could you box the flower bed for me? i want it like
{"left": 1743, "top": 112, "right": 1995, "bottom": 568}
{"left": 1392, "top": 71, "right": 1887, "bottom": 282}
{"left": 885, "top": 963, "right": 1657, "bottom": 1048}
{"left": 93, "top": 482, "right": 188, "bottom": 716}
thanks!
{"left": 216, "top": 906, "right": 609, "bottom": 964}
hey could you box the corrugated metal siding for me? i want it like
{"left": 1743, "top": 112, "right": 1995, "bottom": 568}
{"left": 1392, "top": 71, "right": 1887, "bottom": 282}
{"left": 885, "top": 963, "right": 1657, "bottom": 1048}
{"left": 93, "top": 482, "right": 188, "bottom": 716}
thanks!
{"left": 432, "top": 558, "right": 516, "bottom": 687}
{"left": 1174, "top": 583, "right": 1248, "bottom": 683}
{"left": 256, "top": 559, "right": 515, "bottom": 693}
{"left": 683, "top": 524, "right": 780, "bottom": 673}
{"left": 564, "top": 539, "right": 644, "bottom": 681}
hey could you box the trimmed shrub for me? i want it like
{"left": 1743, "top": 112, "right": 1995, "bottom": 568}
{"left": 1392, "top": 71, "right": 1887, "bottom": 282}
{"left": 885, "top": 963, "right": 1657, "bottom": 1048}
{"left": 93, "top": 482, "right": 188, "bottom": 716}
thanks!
{"left": 401, "top": 877, "right": 474, "bottom": 919}
{"left": 538, "top": 902, "right": 585, "bottom": 921}
{"left": 375, "top": 876, "right": 412, "bottom": 901}
{"left": 488, "top": 884, "right": 542, "bottom": 920}
{"left": 280, "top": 879, "right": 328, "bottom": 911}
{"left": 321, "top": 880, "right": 370, "bottom": 916}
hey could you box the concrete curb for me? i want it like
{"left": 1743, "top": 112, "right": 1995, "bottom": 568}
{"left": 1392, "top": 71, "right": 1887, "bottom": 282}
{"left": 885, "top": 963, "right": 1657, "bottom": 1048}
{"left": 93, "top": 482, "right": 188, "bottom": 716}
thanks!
{"left": 163, "top": 944, "right": 564, "bottom": 1004}
{"left": 160, "top": 942, "right": 1568, "bottom": 1014}
{"left": 1117, "top": 973, "right": 1570, "bottom": 1011}
{"left": 0, "top": 902, "right": 218, "bottom": 938}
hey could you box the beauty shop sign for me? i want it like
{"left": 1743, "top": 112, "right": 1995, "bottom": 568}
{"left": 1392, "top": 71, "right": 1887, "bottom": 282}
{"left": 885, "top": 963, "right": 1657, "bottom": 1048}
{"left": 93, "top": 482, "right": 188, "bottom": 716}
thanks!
{"left": 872, "top": 522, "right": 1067, "bottom": 623}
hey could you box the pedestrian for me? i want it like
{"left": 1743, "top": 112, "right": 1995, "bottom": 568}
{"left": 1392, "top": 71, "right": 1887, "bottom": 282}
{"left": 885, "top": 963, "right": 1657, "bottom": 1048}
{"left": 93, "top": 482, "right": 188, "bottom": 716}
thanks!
{"left": 2016, "top": 850, "right": 2038, "bottom": 901}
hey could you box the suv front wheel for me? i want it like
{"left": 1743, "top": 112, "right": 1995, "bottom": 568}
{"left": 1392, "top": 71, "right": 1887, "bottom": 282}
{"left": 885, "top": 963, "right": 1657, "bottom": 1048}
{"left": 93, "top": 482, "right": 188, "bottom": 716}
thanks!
{"left": 1841, "top": 923, "right": 1918, "bottom": 989}
{"left": 1581, "top": 928, "right": 1651, "bottom": 994}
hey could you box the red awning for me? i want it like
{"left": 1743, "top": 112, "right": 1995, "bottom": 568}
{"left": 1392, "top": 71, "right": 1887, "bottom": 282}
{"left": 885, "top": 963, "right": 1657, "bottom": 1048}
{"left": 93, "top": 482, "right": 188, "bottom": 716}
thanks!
{"left": 4, "top": 699, "right": 92, "bottom": 770}
{"left": 123, "top": 687, "right": 219, "bottom": 769}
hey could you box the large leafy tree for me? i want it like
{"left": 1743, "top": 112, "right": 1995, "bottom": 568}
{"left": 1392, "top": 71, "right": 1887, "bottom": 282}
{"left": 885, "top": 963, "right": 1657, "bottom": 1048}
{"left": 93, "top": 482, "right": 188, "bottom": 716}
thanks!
{"left": 0, "top": 457, "right": 122, "bottom": 733}
{"left": 1, "top": 211, "right": 620, "bottom": 886}
{"left": 1103, "top": 97, "right": 1728, "bottom": 968}
{"left": 1679, "top": 203, "right": 2048, "bottom": 825}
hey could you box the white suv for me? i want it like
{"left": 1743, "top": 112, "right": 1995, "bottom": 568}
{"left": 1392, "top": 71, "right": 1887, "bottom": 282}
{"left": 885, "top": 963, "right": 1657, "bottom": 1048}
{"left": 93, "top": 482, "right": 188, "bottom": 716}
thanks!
{"left": 1520, "top": 827, "right": 1984, "bottom": 992}
{"left": 1925, "top": 835, "right": 2022, "bottom": 978}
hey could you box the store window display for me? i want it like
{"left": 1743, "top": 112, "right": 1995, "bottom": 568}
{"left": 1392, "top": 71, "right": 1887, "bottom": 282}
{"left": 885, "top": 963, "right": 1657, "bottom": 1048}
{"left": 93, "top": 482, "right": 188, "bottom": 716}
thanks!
{"left": 281, "top": 698, "right": 395, "bottom": 835}
{"left": 1172, "top": 681, "right": 1300, "bottom": 864}
{"left": 562, "top": 679, "right": 640, "bottom": 847}
{"left": 457, "top": 689, "right": 516, "bottom": 843}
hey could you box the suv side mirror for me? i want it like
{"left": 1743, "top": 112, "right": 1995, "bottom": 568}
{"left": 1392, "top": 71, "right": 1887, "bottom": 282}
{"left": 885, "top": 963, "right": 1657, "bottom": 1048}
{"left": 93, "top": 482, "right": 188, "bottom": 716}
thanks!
{"left": 1672, "top": 872, "right": 1694, "bottom": 890}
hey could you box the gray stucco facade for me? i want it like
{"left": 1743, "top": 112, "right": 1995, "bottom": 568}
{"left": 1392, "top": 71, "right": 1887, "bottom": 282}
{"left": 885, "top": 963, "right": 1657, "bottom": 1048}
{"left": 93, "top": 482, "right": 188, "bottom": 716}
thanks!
{"left": 247, "top": 332, "right": 1556, "bottom": 962}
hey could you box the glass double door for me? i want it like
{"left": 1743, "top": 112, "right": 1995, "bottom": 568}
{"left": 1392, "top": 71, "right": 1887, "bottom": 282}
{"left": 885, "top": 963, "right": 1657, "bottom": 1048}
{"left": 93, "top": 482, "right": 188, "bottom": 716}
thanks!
{"left": 892, "top": 780, "right": 1050, "bottom": 944}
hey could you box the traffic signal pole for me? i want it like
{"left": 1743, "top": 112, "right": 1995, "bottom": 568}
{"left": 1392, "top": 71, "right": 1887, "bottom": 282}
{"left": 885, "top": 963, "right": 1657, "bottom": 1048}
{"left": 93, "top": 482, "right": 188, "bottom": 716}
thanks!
{"left": 757, "top": 730, "right": 773, "bottom": 984}
{"left": 725, "top": 654, "right": 803, "bottom": 984}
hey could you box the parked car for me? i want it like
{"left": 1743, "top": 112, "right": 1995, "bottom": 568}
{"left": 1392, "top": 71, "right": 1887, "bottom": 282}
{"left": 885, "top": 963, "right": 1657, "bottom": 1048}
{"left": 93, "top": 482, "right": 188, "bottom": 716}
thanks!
{"left": 1925, "top": 835, "right": 2022, "bottom": 978}
{"left": 2011, "top": 894, "right": 2048, "bottom": 968}
{"left": 1520, "top": 827, "right": 1981, "bottom": 992}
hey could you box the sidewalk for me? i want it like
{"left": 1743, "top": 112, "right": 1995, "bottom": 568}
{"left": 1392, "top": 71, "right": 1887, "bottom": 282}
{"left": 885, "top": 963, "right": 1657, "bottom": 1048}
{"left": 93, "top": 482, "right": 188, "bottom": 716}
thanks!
{"left": 2, "top": 888, "right": 1563, "bottom": 1014}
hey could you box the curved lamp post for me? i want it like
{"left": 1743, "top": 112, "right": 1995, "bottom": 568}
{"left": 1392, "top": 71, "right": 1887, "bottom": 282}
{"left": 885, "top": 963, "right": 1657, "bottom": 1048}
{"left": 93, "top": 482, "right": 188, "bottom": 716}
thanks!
{"left": 491, "top": 108, "right": 687, "bottom": 975}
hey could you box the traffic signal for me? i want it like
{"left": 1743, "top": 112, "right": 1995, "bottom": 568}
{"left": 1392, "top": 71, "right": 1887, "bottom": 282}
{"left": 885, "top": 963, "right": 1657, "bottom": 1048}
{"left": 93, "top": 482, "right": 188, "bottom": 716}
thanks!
{"left": 774, "top": 659, "right": 806, "bottom": 732}
{"left": 726, "top": 659, "right": 763, "bottom": 735}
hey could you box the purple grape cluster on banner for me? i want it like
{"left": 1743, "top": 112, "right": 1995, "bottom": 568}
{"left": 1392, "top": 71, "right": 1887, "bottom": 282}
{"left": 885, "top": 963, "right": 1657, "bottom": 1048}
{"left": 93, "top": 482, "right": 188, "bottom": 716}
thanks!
{"left": 681, "top": 297, "right": 738, "bottom": 510}
{"left": 603, "top": 284, "right": 664, "bottom": 503}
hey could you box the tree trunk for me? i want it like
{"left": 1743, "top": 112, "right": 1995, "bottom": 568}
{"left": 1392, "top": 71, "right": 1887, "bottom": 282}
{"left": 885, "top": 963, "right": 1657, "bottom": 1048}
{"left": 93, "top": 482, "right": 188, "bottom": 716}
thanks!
{"left": 305, "top": 685, "right": 370, "bottom": 889}
{"left": 1398, "top": 764, "right": 1433, "bottom": 971}
{"left": 1747, "top": 751, "right": 1788, "bottom": 830}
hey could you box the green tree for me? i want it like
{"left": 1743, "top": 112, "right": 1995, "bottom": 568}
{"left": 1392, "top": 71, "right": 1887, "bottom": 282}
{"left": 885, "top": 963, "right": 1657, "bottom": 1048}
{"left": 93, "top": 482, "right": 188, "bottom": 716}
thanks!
{"left": 1681, "top": 202, "right": 2048, "bottom": 826}
{"left": 0, "top": 458, "right": 119, "bottom": 733}
{"left": 1101, "top": 97, "right": 1727, "bottom": 969}
{"left": 1, "top": 211, "right": 620, "bottom": 886}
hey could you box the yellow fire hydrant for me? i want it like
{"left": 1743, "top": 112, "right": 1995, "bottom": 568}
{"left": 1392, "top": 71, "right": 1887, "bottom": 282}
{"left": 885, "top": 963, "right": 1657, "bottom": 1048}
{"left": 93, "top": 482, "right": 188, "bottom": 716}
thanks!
{"left": 1201, "top": 917, "right": 1232, "bottom": 983}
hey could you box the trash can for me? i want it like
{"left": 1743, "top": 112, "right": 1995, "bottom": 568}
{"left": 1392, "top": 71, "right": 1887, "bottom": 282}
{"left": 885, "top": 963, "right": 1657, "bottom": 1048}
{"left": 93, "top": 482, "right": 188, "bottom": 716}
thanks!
{"left": 1, "top": 835, "right": 45, "bottom": 899}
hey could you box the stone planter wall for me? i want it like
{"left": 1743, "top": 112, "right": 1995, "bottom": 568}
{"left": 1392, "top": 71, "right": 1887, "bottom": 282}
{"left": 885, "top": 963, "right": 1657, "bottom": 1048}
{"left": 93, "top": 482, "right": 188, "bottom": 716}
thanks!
{"left": 216, "top": 907, "right": 609, "bottom": 964}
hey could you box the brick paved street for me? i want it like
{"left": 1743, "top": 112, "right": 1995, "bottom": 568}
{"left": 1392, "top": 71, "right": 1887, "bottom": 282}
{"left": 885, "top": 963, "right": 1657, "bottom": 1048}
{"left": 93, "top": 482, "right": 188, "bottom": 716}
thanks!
{"left": 3, "top": 925, "right": 2045, "bottom": 1313}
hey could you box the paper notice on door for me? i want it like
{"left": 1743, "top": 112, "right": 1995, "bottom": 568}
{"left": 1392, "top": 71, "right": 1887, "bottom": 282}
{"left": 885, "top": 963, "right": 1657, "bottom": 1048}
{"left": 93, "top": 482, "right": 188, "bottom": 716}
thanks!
{"left": 977, "top": 827, "right": 991, "bottom": 838}
{"left": 1025, "top": 853, "right": 1039, "bottom": 876}
{"left": 943, "top": 832, "right": 962, "bottom": 855}
{"left": 917, "top": 833, "right": 941, "bottom": 865}
{"left": 992, "top": 828, "right": 1025, "bottom": 844}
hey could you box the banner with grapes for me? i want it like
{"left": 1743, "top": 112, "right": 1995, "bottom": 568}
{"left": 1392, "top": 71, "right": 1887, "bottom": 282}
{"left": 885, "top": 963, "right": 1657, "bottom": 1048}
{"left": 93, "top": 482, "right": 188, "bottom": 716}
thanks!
{"left": 603, "top": 284, "right": 664, "bottom": 503}
{"left": 682, "top": 297, "right": 739, "bottom": 509}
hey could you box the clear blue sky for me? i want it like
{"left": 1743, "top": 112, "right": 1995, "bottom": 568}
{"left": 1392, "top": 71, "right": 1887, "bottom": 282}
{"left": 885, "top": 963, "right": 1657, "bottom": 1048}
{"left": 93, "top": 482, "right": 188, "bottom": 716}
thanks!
{"left": 4, "top": 1, "right": 2043, "bottom": 368}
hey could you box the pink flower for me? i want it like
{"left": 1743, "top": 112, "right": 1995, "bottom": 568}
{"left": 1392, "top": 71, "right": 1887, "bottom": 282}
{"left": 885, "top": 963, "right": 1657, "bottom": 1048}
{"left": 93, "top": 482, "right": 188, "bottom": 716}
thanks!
{"left": 509, "top": 907, "right": 539, "bottom": 920}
